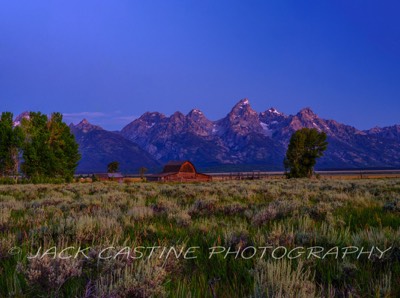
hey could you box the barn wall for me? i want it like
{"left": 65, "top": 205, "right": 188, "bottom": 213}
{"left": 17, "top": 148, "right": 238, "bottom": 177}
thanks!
{"left": 149, "top": 161, "right": 212, "bottom": 182}
{"left": 162, "top": 173, "right": 211, "bottom": 182}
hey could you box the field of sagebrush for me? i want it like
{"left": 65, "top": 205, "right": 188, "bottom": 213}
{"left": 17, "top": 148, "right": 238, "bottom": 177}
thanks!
{"left": 0, "top": 179, "right": 399, "bottom": 297}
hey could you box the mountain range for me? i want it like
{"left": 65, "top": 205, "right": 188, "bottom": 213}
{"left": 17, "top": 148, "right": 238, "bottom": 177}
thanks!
{"left": 14, "top": 99, "right": 400, "bottom": 173}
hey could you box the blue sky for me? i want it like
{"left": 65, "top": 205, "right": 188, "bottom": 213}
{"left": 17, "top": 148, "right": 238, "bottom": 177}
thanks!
{"left": 1, "top": 0, "right": 399, "bottom": 130}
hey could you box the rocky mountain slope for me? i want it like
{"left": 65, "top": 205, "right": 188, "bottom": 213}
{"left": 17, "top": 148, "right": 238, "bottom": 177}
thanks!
{"left": 120, "top": 99, "right": 400, "bottom": 170}
{"left": 14, "top": 101, "right": 400, "bottom": 173}
{"left": 69, "top": 119, "right": 160, "bottom": 173}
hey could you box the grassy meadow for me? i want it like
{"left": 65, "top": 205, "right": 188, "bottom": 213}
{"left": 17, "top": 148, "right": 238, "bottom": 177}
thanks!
{"left": 0, "top": 178, "right": 399, "bottom": 297}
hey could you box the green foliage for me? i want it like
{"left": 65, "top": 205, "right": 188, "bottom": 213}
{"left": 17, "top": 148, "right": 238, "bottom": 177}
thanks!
{"left": 20, "top": 112, "right": 80, "bottom": 181}
{"left": 284, "top": 128, "right": 328, "bottom": 178}
{"left": 0, "top": 177, "right": 18, "bottom": 184}
{"left": 0, "top": 112, "right": 24, "bottom": 178}
{"left": 139, "top": 166, "right": 148, "bottom": 179}
{"left": 107, "top": 161, "right": 120, "bottom": 173}
{"left": 0, "top": 179, "right": 400, "bottom": 297}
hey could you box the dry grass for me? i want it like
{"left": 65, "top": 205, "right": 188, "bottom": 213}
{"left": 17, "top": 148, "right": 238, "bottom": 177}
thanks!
{"left": 0, "top": 178, "right": 399, "bottom": 297}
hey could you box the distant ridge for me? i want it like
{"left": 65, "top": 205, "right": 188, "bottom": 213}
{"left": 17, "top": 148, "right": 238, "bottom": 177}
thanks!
{"left": 120, "top": 98, "right": 400, "bottom": 170}
{"left": 69, "top": 119, "right": 160, "bottom": 173}
{"left": 13, "top": 100, "right": 400, "bottom": 172}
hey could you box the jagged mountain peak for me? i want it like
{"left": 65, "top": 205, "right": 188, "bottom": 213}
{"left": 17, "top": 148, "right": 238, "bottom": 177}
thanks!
{"left": 216, "top": 98, "right": 264, "bottom": 138}
{"left": 367, "top": 126, "right": 382, "bottom": 134}
{"left": 297, "top": 107, "right": 317, "bottom": 118}
{"left": 134, "top": 112, "right": 166, "bottom": 129}
{"left": 96, "top": 98, "right": 400, "bottom": 171}
{"left": 229, "top": 98, "right": 258, "bottom": 117}
{"left": 186, "top": 109, "right": 214, "bottom": 135}
{"left": 267, "top": 107, "right": 282, "bottom": 115}
{"left": 140, "top": 111, "right": 166, "bottom": 120}
{"left": 74, "top": 118, "right": 103, "bottom": 133}
{"left": 260, "top": 107, "right": 287, "bottom": 121}
{"left": 171, "top": 111, "right": 184, "bottom": 117}
{"left": 240, "top": 98, "right": 250, "bottom": 105}
{"left": 188, "top": 108, "right": 203, "bottom": 116}
{"left": 232, "top": 98, "right": 251, "bottom": 109}
{"left": 187, "top": 108, "right": 209, "bottom": 121}
{"left": 170, "top": 111, "right": 186, "bottom": 122}
{"left": 288, "top": 108, "right": 324, "bottom": 132}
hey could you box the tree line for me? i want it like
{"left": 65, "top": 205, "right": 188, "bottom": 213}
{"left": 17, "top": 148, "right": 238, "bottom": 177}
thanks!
{"left": 0, "top": 112, "right": 80, "bottom": 182}
{"left": 0, "top": 111, "right": 327, "bottom": 182}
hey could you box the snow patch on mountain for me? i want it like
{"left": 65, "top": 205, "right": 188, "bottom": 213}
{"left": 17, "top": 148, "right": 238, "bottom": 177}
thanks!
{"left": 260, "top": 122, "right": 273, "bottom": 137}
{"left": 267, "top": 108, "right": 282, "bottom": 115}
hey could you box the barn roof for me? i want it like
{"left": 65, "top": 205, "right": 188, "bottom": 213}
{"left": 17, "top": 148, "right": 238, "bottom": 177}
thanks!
{"left": 148, "top": 160, "right": 211, "bottom": 181}
{"left": 162, "top": 160, "right": 192, "bottom": 173}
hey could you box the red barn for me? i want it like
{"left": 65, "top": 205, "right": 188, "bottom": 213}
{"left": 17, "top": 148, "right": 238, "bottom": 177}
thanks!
{"left": 148, "top": 161, "right": 211, "bottom": 182}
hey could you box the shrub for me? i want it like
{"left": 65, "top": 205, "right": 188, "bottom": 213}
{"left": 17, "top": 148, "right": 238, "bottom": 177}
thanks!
{"left": 188, "top": 197, "right": 218, "bottom": 217}
{"left": 252, "top": 204, "right": 278, "bottom": 226}
{"left": 128, "top": 206, "right": 154, "bottom": 220}
{"left": 254, "top": 259, "right": 317, "bottom": 297}
{"left": 383, "top": 198, "right": 400, "bottom": 212}
{"left": 18, "top": 257, "right": 82, "bottom": 294}
{"left": 95, "top": 258, "right": 168, "bottom": 297}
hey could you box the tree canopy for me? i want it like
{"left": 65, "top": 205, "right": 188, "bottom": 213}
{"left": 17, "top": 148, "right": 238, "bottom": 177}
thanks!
{"left": 284, "top": 128, "right": 328, "bottom": 178}
{"left": 0, "top": 111, "right": 82, "bottom": 182}
{"left": 20, "top": 112, "right": 81, "bottom": 181}
{"left": 107, "top": 161, "right": 120, "bottom": 173}
{"left": 0, "top": 112, "right": 24, "bottom": 177}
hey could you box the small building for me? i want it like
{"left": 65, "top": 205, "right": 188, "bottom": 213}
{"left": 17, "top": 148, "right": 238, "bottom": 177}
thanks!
{"left": 147, "top": 161, "right": 212, "bottom": 182}
{"left": 94, "top": 172, "right": 124, "bottom": 183}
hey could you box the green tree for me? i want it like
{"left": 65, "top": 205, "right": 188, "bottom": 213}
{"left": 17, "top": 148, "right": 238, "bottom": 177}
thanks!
{"left": 47, "top": 112, "right": 81, "bottom": 180}
{"left": 284, "top": 128, "right": 328, "bottom": 178}
{"left": 107, "top": 161, "right": 119, "bottom": 173}
{"left": 0, "top": 112, "right": 24, "bottom": 177}
{"left": 139, "top": 166, "right": 148, "bottom": 179}
{"left": 21, "top": 112, "right": 51, "bottom": 178}
{"left": 21, "top": 112, "right": 80, "bottom": 181}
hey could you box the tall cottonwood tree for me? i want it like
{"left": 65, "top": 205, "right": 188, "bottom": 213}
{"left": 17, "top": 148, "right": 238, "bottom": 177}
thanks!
{"left": 284, "top": 128, "right": 328, "bottom": 178}
{"left": 47, "top": 112, "right": 81, "bottom": 179}
{"left": 107, "top": 161, "right": 120, "bottom": 173}
{"left": 21, "top": 112, "right": 80, "bottom": 181}
{"left": 20, "top": 112, "right": 50, "bottom": 177}
{"left": 0, "top": 112, "right": 24, "bottom": 177}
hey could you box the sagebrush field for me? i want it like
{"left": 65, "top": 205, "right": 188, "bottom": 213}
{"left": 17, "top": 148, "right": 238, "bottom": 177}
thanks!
{"left": 0, "top": 179, "right": 399, "bottom": 297}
